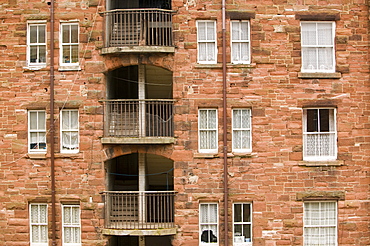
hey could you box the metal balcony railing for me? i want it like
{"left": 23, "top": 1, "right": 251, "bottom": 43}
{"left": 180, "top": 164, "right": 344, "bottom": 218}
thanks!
{"left": 103, "top": 191, "right": 176, "bottom": 230}
{"left": 103, "top": 99, "right": 174, "bottom": 138}
{"left": 103, "top": 9, "right": 174, "bottom": 48}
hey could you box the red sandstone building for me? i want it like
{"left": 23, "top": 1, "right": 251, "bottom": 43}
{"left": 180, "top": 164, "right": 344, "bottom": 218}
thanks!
{"left": 0, "top": 0, "right": 369, "bottom": 245}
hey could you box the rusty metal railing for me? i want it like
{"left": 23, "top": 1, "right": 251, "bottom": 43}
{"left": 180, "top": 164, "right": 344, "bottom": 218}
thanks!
{"left": 103, "top": 191, "right": 176, "bottom": 230}
{"left": 103, "top": 9, "right": 174, "bottom": 47}
{"left": 102, "top": 99, "right": 174, "bottom": 138}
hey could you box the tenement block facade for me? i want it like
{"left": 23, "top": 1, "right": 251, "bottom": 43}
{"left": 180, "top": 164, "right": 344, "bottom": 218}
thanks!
{"left": 0, "top": 0, "right": 369, "bottom": 245}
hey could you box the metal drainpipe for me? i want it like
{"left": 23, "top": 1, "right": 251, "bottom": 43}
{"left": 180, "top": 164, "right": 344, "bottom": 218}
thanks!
{"left": 49, "top": 0, "right": 56, "bottom": 245}
{"left": 221, "top": 0, "right": 229, "bottom": 245}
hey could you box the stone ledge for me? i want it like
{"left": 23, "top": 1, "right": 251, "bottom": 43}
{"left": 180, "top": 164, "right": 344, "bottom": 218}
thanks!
{"left": 27, "top": 153, "right": 47, "bottom": 159}
{"left": 194, "top": 153, "right": 218, "bottom": 159}
{"left": 298, "top": 72, "right": 341, "bottom": 79}
{"left": 296, "top": 190, "right": 345, "bottom": 201}
{"left": 102, "top": 228, "right": 177, "bottom": 236}
{"left": 194, "top": 64, "right": 222, "bottom": 69}
{"left": 58, "top": 65, "right": 81, "bottom": 71}
{"left": 101, "top": 137, "right": 175, "bottom": 144}
{"left": 101, "top": 46, "right": 175, "bottom": 54}
{"left": 299, "top": 160, "right": 344, "bottom": 167}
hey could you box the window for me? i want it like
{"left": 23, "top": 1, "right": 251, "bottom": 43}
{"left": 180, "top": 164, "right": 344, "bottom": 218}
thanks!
{"left": 304, "top": 201, "right": 337, "bottom": 246}
{"left": 27, "top": 22, "right": 47, "bottom": 67}
{"left": 233, "top": 203, "right": 252, "bottom": 245}
{"left": 200, "top": 203, "right": 218, "bottom": 245}
{"left": 199, "top": 109, "right": 218, "bottom": 153}
{"left": 60, "top": 23, "right": 79, "bottom": 66}
{"left": 30, "top": 204, "right": 48, "bottom": 246}
{"left": 303, "top": 108, "right": 336, "bottom": 161}
{"left": 28, "top": 110, "right": 47, "bottom": 153}
{"left": 60, "top": 110, "right": 79, "bottom": 153}
{"left": 231, "top": 21, "right": 250, "bottom": 64}
{"left": 197, "top": 20, "right": 217, "bottom": 64}
{"left": 232, "top": 109, "right": 252, "bottom": 152}
{"left": 301, "top": 22, "right": 335, "bottom": 73}
{"left": 62, "top": 205, "right": 81, "bottom": 246}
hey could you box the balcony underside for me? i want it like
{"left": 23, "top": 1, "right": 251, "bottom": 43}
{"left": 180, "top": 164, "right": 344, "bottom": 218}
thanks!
{"left": 101, "top": 136, "right": 175, "bottom": 144}
{"left": 102, "top": 45, "right": 175, "bottom": 54}
{"left": 102, "top": 227, "right": 177, "bottom": 236}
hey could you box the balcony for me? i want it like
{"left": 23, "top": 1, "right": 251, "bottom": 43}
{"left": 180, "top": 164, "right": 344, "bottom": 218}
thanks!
{"left": 102, "top": 9, "right": 175, "bottom": 54}
{"left": 102, "top": 191, "right": 176, "bottom": 236}
{"left": 101, "top": 99, "right": 175, "bottom": 144}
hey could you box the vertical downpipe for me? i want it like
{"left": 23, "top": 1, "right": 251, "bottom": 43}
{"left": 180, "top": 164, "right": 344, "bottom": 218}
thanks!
{"left": 221, "top": 0, "right": 229, "bottom": 245}
{"left": 49, "top": 0, "right": 56, "bottom": 245}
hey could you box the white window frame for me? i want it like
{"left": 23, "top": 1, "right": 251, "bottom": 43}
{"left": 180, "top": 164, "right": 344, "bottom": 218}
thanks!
{"left": 197, "top": 20, "right": 217, "bottom": 64}
{"left": 60, "top": 22, "right": 79, "bottom": 67}
{"left": 62, "top": 205, "right": 81, "bottom": 246}
{"left": 231, "top": 20, "right": 250, "bottom": 64}
{"left": 232, "top": 109, "right": 252, "bottom": 153}
{"left": 60, "top": 109, "right": 79, "bottom": 153}
{"left": 199, "top": 203, "right": 219, "bottom": 246}
{"left": 28, "top": 110, "right": 47, "bottom": 153}
{"left": 301, "top": 21, "right": 335, "bottom": 73}
{"left": 30, "top": 204, "right": 48, "bottom": 246}
{"left": 198, "top": 109, "right": 218, "bottom": 153}
{"left": 303, "top": 201, "right": 337, "bottom": 246}
{"left": 303, "top": 108, "right": 337, "bottom": 161}
{"left": 27, "top": 21, "right": 47, "bottom": 68}
{"left": 233, "top": 203, "right": 252, "bottom": 246}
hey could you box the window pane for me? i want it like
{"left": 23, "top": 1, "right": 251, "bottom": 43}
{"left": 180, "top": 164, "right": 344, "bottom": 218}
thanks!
{"left": 63, "top": 46, "right": 71, "bottom": 63}
{"left": 306, "top": 109, "right": 318, "bottom": 132}
{"left": 39, "top": 46, "right": 46, "bottom": 63}
{"left": 200, "top": 225, "right": 218, "bottom": 243}
{"left": 317, "top": 23, "right": 333, "bottom": 45}
{"left": 38, "top": 25, "right": 45, "bottom": 43}
{"left": 302, "top": 48, "right": 318, "bottom": 71}
{"left": 198, "top": 22, "right": 206, "bottom": 40}
{"left": 301, "top": 23, "right": 317, "bottom": 45}
{"left": 63, "top": 25, "right": 70, "bottom": 43}
{"left": 234, "top": 204, "right": 242, "bottom": 222}
{"left": 71, "top": 25, "right": 79, "bottom": 43}
{"left": 243, "top": 204, "right": 251, "bottom": 222}
{"left": 71, "top": 45, "right": 79, "bottom": 63}
{"left": 206, "top": 22, "right": 215, "bottom": 40}
{"left": 319, "top": 109, "right": 330, "bottom": 132}
{"left": 317, "top": 47, "right": 333, "bottom": 71}
{"left": 30, "top": 26, "right": 37, "bottom": 43}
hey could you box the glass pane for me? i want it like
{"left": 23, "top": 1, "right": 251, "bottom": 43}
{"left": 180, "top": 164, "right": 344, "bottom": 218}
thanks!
{"left": 63, "top": 45, "right": 71, "bottom": 63}
{"left": 234, "top": 204, "right": 242, "bottom": 222}
{"left": 306, "top": 109, "right": 318, "bottom": 132}
{"left": 243, "top": 204, "right": 251, "bottom": 222}
{"left": 301, "top": 23, "right": 317, "bottom": 45}
{"left": 317, "top": 47, "right": 333, "bottom": 71}
{"left": 240, "top": 22, "right": 249, "bottom": 40}
{"left": 302, "top": 48, "right": 318, "bottom": 71}
{"left": 317, "top": 23, "right": 333, "bottom": 45}
{"left": 71, "top": 24, "right": 79, "bottom": 43}
{"left": 70, "top": 111, "right": 78, "bottom": 129}
{"left": 31, "top": 225, "right": 40, "bottom": 242}
{"left": 72, "top": 206, "right": 80, "bottom": 224}
{"left": 31, "top": 205, "right": 39, "bottom": 223}
{"left": 234, "top": 224, "right": 242, "bottom": 236}
{"left": 38, "top": 112, "right": 46, "bottom": 130}
{"left": 62, "top": 25, "right": 70, "bottom": 43}
{"left": 241, "top": 110, "right": 250, "bottom": 128}
{"left": 206, "top": 22, "right": 215, "bottom": 40}
{"left": 71, "top": 45, "right": 79, "bottom": 63}
{"left": 39, "top": 205, "right": 47, "bottom": 223}
{"left": 243, "top": 224, "right": 251, "bottom": 239}
{"left": 233, "top": 110, "right": 242, "bottom": 128}
{"left": 30, "top": 46, "right": 38, "bottom": 63}
{"left": 198, "top": 22, "right": 206, "bottom": 40}
{"left": 319, "top": 109, "right": 330, "bottom": 132}
{"left": 30, "top": 26, "right": 37, "bottom": 43}
{"left": 232, "top": 22, "right": 240, "bottom": 41}
{"left": 29, "top": 112, "right": 38, "bottom": 130}
{"left": 39, "top": 46, "right": 46, "bottom": 63}
{"left": 200, "top": 225, "right": 218, "bottom": 243}
{"left": 199, "top": 43, "right": 207, "bottom": 61}
{"left": 64, "top": 206, "right": 71, "bottom": 224}
{"left": 38, "top": 25, "right": 45, "bottom": 43}
{"left": 207, "top": 43, "right": 216, "bottom": 61}
{"left": 232, "top": 43, "right": 241, "bottom": 62}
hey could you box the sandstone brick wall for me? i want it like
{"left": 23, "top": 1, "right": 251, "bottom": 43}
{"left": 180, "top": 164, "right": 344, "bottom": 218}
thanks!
{"left": 0, "top": 0, "right": 369, "bottom": 245}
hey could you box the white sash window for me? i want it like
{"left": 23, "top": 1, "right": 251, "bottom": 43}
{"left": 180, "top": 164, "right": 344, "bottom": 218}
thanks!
{"left": 197, "top": 20, "right": 217, "bottom": 64}
{"left": 301, "top": 22, "right": 335, "bottom": 73}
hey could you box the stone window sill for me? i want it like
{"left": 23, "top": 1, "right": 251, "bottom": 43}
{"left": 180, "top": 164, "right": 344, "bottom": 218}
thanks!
{"left": 299, "top": 160, "right": 344, "bottom": 167}
{"left": 58, "top": 65, "right": 81, "bottom": 71}
{"left": 194, "top": 153, "right": 218, "bottom": 159}
{"left": 28, "top": 153, "right": 47, "bottom": 159}
{"left": 298, "top": 72, "right": 341, "bottom": 79}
